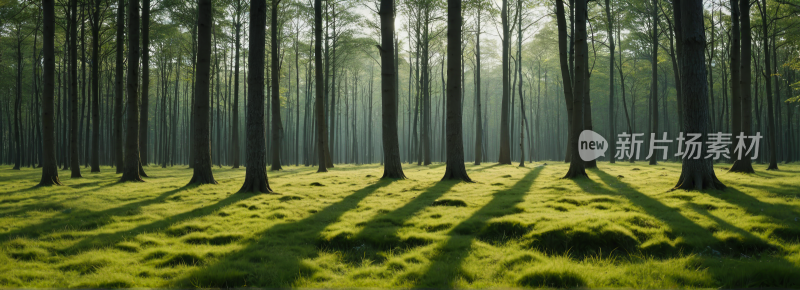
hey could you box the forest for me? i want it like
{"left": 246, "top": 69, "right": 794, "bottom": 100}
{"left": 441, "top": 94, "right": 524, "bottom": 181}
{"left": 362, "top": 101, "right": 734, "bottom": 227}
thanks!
{"left": 0, "top": 0, "right": 799, "bottom": 287}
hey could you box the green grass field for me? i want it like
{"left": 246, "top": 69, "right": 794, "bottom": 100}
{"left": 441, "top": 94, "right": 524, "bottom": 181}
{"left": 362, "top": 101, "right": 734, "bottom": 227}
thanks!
{"left": 1, "top": 162, "right": 799, "bottom": 288}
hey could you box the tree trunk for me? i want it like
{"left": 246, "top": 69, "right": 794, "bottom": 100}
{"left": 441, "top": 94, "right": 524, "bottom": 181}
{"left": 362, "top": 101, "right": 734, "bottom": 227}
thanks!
{"left": 188, "top": 0, "right": 217, "bottom": 185}
{"left": 474, "top": 11, "right": 483, "bottom": 165}
{"left": 563, "top": 0, "right": 587, "bottom": 179}
{"left": 314, "top": 0, "right": 330, "bottom": 173}
{"left": 120, "top": 0, "right": 143, "bottom": 182}
{"left": 649, "top": 0, "right": 658, "bottom": 166}
{"left": 69, "top": 0, "right": 82, "bottom": 178}
{"left": 114, "top": 0, "right": 124, "bottom": 174}
{"left": 442, "top": 0, "right": 471, "bottom": 181}
{"left": 90, "top": 0, "right": 101, "bottom": 172}
{"left": 379, "top": 0, "right": 406, "bottom": 179}
{"left": 239, "top": 0, "right": 272, "bottom": 192}
{"left": 39, "top": 0, "right": 62, "bottom": 186}
{"left": 729, "top": 0, "right": 755, "bottom": 173}
{"left": 498, "top": 0, "right": 511, "bottom": 165}
{"left": 605, "top": 0, "right": 615, "bottom": 164}
{"left": 758, "top": 0, "right": 778, "bottom": 170}
{"left": 673, "top": 0, "right": 726, "bottom": 190}
{"left": 270, "top": 0, "right": 284, "bottom": 171}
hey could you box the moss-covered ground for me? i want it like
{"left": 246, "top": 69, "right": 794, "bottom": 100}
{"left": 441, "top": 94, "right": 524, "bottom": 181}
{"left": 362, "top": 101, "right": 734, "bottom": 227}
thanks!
{"left": 1, "top": 162, "right": 799, "bottom": 288}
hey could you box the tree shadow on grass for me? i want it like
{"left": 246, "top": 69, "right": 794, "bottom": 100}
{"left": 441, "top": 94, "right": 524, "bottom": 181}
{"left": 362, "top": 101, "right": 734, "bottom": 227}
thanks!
{"left": 59, "top": 187, "right": 254, "bottom": 255}
{"left": 0, "top": 184, "right": 197, "bottom": 242}
{"left": 175, "top": 179, "right": 398, "bottom": 287}
{"left": 315, "top": 179, "right": 460, "bottom": 264}
{"left": 582, "top": 169, "right": 719, "bottom": 252}
{"left": 411, "top": 166, "right": 543, "bottom": 287}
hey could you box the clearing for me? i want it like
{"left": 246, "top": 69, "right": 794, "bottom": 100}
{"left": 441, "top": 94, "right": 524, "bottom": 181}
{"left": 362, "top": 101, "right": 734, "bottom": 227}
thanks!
{"left": 0, "top": 162, "right": 799, "bottom": 288}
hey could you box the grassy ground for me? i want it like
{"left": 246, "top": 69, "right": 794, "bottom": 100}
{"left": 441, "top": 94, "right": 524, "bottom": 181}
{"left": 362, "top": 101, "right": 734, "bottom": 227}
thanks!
{"left": 0, "top": 162, "right": 799, "bottom": 288}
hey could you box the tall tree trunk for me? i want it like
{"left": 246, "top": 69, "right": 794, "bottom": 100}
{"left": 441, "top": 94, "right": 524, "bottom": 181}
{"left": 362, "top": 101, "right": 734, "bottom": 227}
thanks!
{"left": 673, "top": 0, "right": 725, "bottom": 190}
{"left": 442, "top": 0, "right": 471, "bottom": 181}
{"left": 40, "top": 0, "right": 62, "bottom": 186}
{"left": 474, "top": 11, "right": 483, "bottom": 165}
{"left": 556, "top": 0, "right": 577, "bottom": 166}
{"left": 314, "top": 0, "right": 330, "bottom": 173}
{"left": 120, "top": 0, "right": 143, "bottom": 182}
{"left": 231, "top": 7, "right": 242, "bottom": 169}
{"left": 239, "top": 0, "right": 271, "bottom": 192}
{"left": 729, "top": 0, "right": 755, "bottom": 173}
{"left": 498, "top": 0, "right": 511, "bottom": 165}
{"left": 140, "top": 0, "right": 150, "bottom": 170}
{"left": 90, "top": 0, "right": 101, "bottom": 172}
{"left": 188, "top": 0, "right": 217, "bottom": 185}
{"left": 758, "top": 0, "right": 778, "bottom": 170}
{"left": 605, "top": 0, "right": 615, "bottom": 164}
{"left": 563, "top": 0, "right": 587, "bottom": 179}
{"left": 270, "top": 0, "right": 284, "bottom": 171}
{"left": 114, "top": 0, "right": 124, "bottom": 174}
{"left": 649, "top": 0, "right": 659, "bottom": 166}
{"left": 69, "top": 0, "right": 82, "bottom": 178}
{"left": 379, "top": 0, "right": 406, "bottom": 179}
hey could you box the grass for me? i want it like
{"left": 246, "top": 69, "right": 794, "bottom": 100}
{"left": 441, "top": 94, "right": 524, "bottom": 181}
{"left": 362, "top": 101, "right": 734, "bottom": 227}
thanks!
{"left": 0, "top": 161, "right": 799, "bottom": 288}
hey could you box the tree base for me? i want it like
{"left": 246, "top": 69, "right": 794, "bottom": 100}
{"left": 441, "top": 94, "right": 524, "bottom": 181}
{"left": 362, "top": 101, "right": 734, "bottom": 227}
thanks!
{"left": 585, "top": 160, "right": 597, "bottom": 169}
{"left": 728, "top": 160, "right": 755, "bottom": 173}
{"left": 672, "top": 174, "right": 725, "bottom": 191}
{"left": 139, "top": 162, "right": 149, "bottom": 177}
{"left": 119, "top": 173, "right": 144, "bottom": 182}
{"left": 766, "top": 164, "right": 779, "bottom": 171}
{"left": 238, "top": 177, "right": 272, "bottom": 193}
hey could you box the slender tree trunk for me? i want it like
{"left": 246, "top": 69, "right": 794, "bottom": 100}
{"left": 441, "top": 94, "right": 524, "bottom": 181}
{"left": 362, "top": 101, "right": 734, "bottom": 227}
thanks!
{"left": 114, "top": 0, "right": 124, "bottom": 174}
{"left": 239, "top": 0, "right": 271, "bottom": 192}
{"left": 442, "top": 0, "right": 471, "bottom": 181}
{"left": 315, "top": 0, "right": 330, "bottom": 173}
{"left": 120, "top": 0, "right": 143, "bottom": 182}
{"left": 729, "top": 0, "right": 755, "bottom": 173}
{"left": 758, "top": 0, "right": 778, "bottom": 170}
{"left": 90, "top": 0, "right": 101, "bottom": 172}
{"left": 649, "top": 0, "right": 659, "bottom": 166}
{"left": 474, "top": 11, "right": 483, "bottom": 165}
{"left": 605, "top": 0, "right": 615, "bottom": 164}
{"left": 68, "top": 0, "right": 82, "bottom": 178}
{"left": 188, "top": 0, "right": 217, "bottom": 185}
{"left": 673, "top": 0, "right": 725, "bottom": 190}
{"left": 270, "top": 0, "right": 284, "bottom": 171}
{"left": 563, "top": 0, "right": 587, "bottom": 179}
{"left": 498, "top": 0, "right": 511, "bottom": 165}
{"left": 39, "top": 0, "right": 61, "bottom": 186}
{"left": 379, "top": 0, "right": 406, "bottom": 178}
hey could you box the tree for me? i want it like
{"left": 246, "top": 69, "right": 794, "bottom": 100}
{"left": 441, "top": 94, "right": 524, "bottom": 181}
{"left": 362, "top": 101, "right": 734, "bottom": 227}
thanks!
{"left": 315, "top": 0, "right": 331, "bottom": 173}
{"left": 672, "top": 0, "right": 725, "bottom": 190}
{"left": 39, "top": 0, "right": 62, "bottom": 186}
{"left": 498, "top": 0, "right": 511, "bottom": 165}
{"left": 563, "top": 0, "right": 587, "bottom": 179}
{"left": 379, "top": 0, "right": 406, "bottom": 179}
{"left": 239, "top": 0, "right": 272, "bottom": 193}
{"left": 474, "top": 6, "right": 483, "bottom": 165}
{"left": 120, "top": 0, "right": 144, "bottom": 182}
{"left": 188, "top": 0, "right": 217, "bottom": 185}
{"left": 69, "top": 0, "right": 82, "bottom": 178}
{"left": 114, "top": 0, "right": 124, "bottom": 174}
{"left": 89, "top": 0, "right": 103, "bottom": 173}
{"left": 440, "top": 0, "right": 471, "bottom": 180}
{"left": 270, "top": 0, "right": 284, "bottom": 171}
{"left": 230, "top": 0, "right": 245, "bottom": 169}
{"left": 729, "top": 0, "right": 755, "bottom": 173}
{"left": 140, "top": 0, "right": 151, "bottom": 172}
{"left": 605, "top": 0, "right": 615, "bottom": 164}
{"left": 757, "top": 0, "right": 778, "bottom": 170}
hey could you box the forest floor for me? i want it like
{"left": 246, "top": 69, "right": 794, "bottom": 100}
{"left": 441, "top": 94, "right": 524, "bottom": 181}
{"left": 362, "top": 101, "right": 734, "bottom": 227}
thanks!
{"left": 0, "top": 162, "right": 799, "bottom": 288}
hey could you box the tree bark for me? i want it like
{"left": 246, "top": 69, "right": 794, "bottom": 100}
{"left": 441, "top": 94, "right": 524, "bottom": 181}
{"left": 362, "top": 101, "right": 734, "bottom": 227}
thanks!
{"left": 188, "top": 0, "right": 217, "bottom": 185}
{"left": 498, "top": 0, "right": 511, "bottom": 165}
{"left": 39, "top": 0, "right": 62, "bottom": 186}
{"left": 314, "top": 0, "right": 330, "bottom": 173}
{"left": 239, "top": 0, "right": 272, "bottom": 192}
{"left": 729, "top": 0, "right": 755, "bottom": 173}
{"left": 379, "top": 0, "right": 406, "bottom": 179}
{"left": 270, "top": 0, "right": 284, "bottom": 171}
{"left": 758, "top": 0, "right": 778, "bottom": 170}
{"left": 114, "top": 0, "right": 124, "bottom": 174}
{"left": 120, "top": 0, "right": 143, "bottom": 182}
{"left": 69, "top": 0, "right": 82, "bottom": 178}
{"left": 474, "top": 10, "right": 483, "bottom": 165}
{"left": 90, "top": 0, "right": 101, "bottom": 172}
{"left": 672, "top": 0, "right": 726, "bottom": 190}
{"left": 563, "top": 0, "right": 587, "bottom": 179}
{"left": 442, "top": 0, "right": 471, "bottom": 181}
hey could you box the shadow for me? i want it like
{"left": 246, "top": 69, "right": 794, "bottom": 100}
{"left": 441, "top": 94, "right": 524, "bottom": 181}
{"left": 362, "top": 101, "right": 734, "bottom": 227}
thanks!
{"left": 60, "top": 188, "right": 252, "bottom": 255}
{"left": 413, "top": 166, "right": 543, "bottom": 287}
{"left": 714, "top": 187, "right": 800, "bottom": 225}
{"left": 470, "top": 163, "right": 505, "bottom": 172}
{"left": 585, "top": 169, "right": 718, "bottom": 252}
{"left": 0, "top": 185, "right": 196, "bottom": 242}
{"left": 315, "top": 180, "right": 460, "bottom": 263}
{"left": 175, "top": 179, "right": 397, "bottom": 287}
